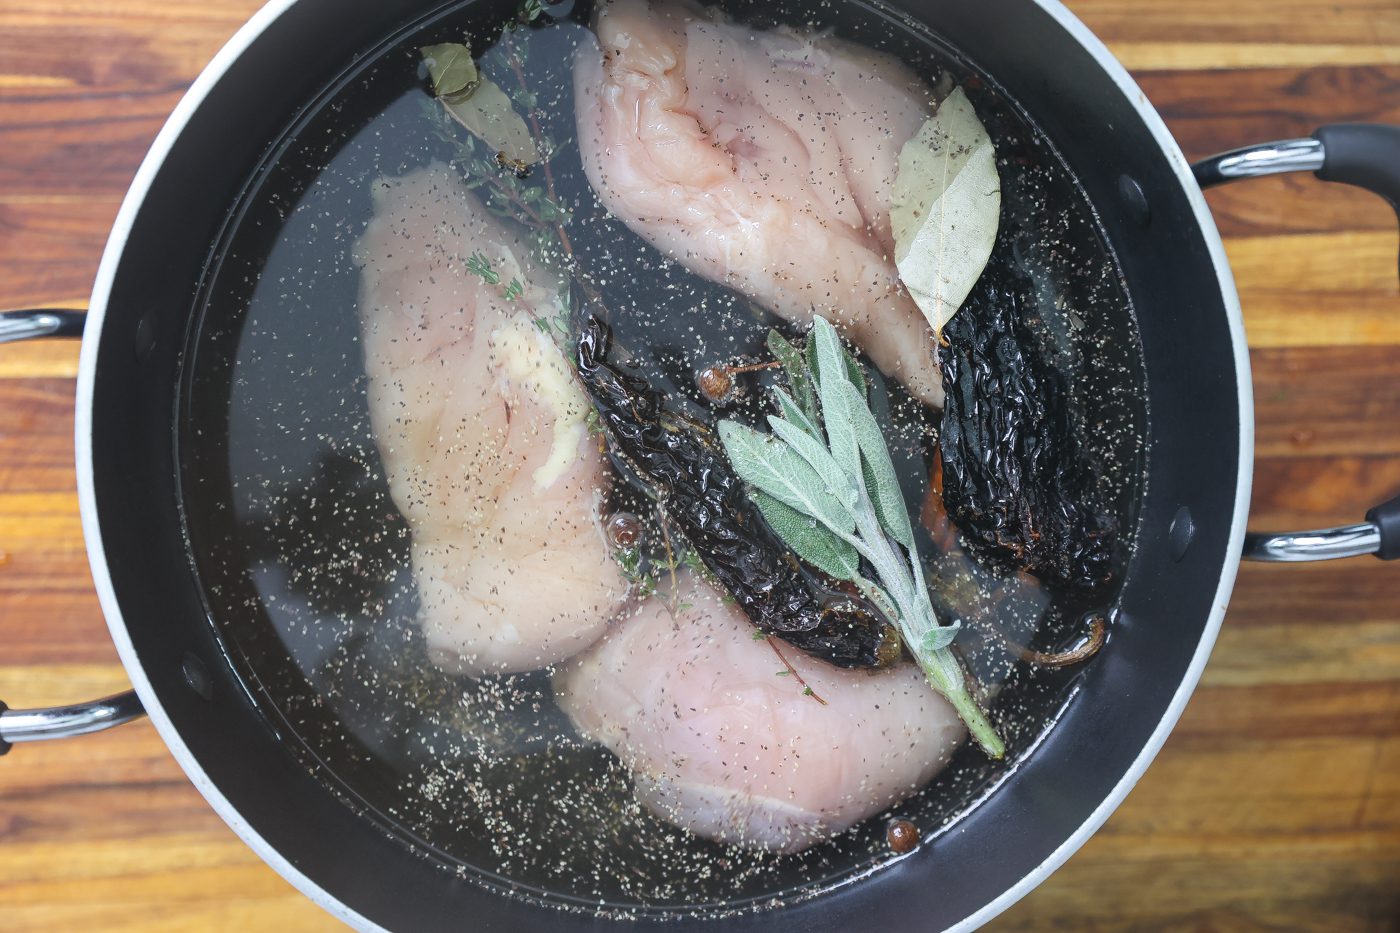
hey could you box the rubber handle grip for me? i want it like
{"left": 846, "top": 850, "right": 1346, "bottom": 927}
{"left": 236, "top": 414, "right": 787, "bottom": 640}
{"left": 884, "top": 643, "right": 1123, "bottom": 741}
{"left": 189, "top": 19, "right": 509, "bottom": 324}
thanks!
{"left": 1317, "top": 125, "right": 1400, "bottom": 558}
{"left": 1367, "top": 494, "right": 1400, "bottom": 561}
{"left": 1315, "top": 124, "right": 1400, "bottom": 206}
{"left": 1314, "top": 124, "right": 1400, "bottom": 277}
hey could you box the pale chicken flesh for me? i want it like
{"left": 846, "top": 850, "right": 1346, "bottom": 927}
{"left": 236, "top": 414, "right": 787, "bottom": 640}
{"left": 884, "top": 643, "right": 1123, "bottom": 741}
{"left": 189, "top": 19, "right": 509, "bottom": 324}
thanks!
{"left": 355, "top": 164, "right": 626, "bottom": 676}
{"left": 575, "top": 0, "right": 945, "bottom": 406}
{"left": 555, "top": 572, "right": 967, "bottom": 852}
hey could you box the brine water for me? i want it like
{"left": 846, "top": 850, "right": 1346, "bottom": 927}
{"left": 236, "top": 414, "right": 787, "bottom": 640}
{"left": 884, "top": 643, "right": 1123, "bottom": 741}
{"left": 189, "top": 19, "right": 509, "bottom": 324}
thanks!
{"left": 177, "top": 0, "right": 1146, "bottom": 916}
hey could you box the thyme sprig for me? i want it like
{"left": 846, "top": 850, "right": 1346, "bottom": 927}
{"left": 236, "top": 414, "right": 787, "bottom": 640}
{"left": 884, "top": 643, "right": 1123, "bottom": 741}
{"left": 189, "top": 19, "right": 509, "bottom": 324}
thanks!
{"left": 420, "top": 6, "right": 570, "bottom": 244}
{"left": 421, "top": 8, "right": 614, "bottom": 330}
{"left": 718, "top": 317, "right": 1004, "bottom": 757}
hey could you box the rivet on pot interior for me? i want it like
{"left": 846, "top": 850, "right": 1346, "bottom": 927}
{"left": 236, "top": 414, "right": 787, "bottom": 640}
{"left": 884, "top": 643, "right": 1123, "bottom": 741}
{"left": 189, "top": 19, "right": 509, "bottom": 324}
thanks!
{"left": 182, "top": 652, "right": 213, "bottom": 701}
{"left": 1117, "top": 174, "right": 1151, "bottom": 227}
{"left": 134, "top": 311, "right": 157, "bottom": 360}
{"left": 1168, "top": 506, "right": 1195, "bottom": 562}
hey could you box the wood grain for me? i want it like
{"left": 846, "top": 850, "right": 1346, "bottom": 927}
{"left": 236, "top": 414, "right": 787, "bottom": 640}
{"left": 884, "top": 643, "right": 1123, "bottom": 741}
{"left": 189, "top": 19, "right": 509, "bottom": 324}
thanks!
{"left": 0, "top": 0, "right": 1397, "bottom": 930}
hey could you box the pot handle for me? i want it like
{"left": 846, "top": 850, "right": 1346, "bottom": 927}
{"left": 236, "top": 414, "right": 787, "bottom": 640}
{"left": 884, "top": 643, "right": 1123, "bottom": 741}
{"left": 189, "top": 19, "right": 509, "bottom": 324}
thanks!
{"left": 0, "top": 308, "right": 145, "bottom": 754}
{"left": 1193, "top": 124, "right": 1400, "bottom": 563}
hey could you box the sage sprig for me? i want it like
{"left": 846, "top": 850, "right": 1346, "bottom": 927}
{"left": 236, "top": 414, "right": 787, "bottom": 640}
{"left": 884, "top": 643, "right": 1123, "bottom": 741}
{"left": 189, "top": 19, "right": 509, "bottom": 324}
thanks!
{"left": 718, "top": 317, "right": 1005, "bottom": 758}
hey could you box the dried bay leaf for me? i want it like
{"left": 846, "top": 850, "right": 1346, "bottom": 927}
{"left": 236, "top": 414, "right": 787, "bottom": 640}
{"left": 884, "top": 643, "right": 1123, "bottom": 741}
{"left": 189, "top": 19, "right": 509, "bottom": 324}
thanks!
{"left": 421, "top": 42, "right": 539, "bottom": 166}
{"left": 890, "top": 86, "right": 1000, "bottom": 335}
{"left": 442, "top": 78, "right": 540, "bottom": 166}
{"left": 421, "top": 42, "right": 479, "bottom": 100}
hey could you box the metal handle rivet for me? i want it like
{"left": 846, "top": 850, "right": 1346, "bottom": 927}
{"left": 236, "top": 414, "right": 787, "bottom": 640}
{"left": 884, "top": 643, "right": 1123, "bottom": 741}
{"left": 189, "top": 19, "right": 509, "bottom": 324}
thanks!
{"left": 134, "top": 311, "right": 156, "bottom": 360}
{"left": 182, "top": 653, "right": 213, "bottom": 701}
{"left": 1117, "top": 174, "right": 1151, "bottom": 227}
{"left": 1169, "top": 506, "right": 1195, "bottom": 562}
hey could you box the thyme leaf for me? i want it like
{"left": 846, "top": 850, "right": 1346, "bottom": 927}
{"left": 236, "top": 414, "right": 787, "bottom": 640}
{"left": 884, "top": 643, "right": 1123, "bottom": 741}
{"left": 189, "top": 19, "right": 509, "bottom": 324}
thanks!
{"left": 466, "top": 251, "right": 500, "bottom": 285}
{"left": 583, "top": 408, "right": 604, "bottom": 436}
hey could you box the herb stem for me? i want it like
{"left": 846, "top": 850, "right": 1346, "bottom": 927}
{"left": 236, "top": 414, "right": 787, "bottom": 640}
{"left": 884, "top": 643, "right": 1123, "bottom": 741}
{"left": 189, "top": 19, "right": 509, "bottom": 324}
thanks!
{"left": 503, "top": 38, "right": 575, "bottom": 259}
{"left": 501, "top": 183, "right": 550, "bottom": 229}
{"left": 658, "top": 515, "right": 681, "bottom": 613}
{"left": 767, "top": 637, "right": 829, "bottom": 706}
{"left": 921, "top": 655, "right": 1003, "bottom": 757}
{"left": 852, "top": 576, "right": 899, "bottom": 628}
{"left": 847, "top": 468, "right": 1005, "bottom": 758}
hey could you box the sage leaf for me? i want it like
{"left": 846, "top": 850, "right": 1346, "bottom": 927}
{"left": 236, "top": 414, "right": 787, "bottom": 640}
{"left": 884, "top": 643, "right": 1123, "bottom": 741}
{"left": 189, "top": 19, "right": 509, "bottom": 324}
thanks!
{"left": 767, "top": 330, "right": 818, "bottom": 424}
{"left": 767, "top": 415, "right": 858, "bottom": 510}
{"left": 421, "top": 42, "right": 480, "bottom": 100}
{"left": 773, "top": 388, "right": 822, "bottom": 441}
{"left": 752, "top": 490, "right": 860, "bottom": 581}
{"left": 806, "top": 319, "right": 866, "bottom": 398}
{"left": 717, "top": 420, "right": 855, "bottom": 535}
{"left": 809, "top": 319, "right": 861, "bottom": 479}
{"left": 830, "top": 379, "right": 915, "bottom": 549}
{"left": 920, "top": 623, "right": 961, "bottom": 653}
{"left": 442, "top": 77, "right": 540, "bottom": 166}
{"left": 890, "top": 86, "right": 1001, "bottom": 335}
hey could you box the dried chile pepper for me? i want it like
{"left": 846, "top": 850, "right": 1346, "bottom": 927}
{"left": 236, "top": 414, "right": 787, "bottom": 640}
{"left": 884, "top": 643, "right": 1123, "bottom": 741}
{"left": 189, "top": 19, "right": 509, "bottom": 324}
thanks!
{"left": 938, "top": 254, "right": 1117, "bottom": 593}
{"left": 576, "top": 315, "right": 902, "bottom": 669}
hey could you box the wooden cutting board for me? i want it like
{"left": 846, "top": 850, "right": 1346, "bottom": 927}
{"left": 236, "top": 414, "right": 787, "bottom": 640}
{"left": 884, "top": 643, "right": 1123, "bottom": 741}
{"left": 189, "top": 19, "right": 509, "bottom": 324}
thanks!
{"left": 1, "top": 0, "right": 1397, "bottom": 929}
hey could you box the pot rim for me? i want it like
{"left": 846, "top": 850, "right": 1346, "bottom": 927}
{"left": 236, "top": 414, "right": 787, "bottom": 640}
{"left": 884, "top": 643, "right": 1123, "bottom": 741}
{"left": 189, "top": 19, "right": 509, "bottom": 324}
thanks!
{"left": 72, "top": 0, "right": 1252, "bottom": 929}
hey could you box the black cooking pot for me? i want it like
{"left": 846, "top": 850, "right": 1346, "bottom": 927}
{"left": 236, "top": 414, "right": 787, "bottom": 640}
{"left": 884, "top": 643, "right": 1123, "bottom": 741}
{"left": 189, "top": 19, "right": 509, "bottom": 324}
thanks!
{"left": 2, "top": 0, "right": 1397, "bottom": 929}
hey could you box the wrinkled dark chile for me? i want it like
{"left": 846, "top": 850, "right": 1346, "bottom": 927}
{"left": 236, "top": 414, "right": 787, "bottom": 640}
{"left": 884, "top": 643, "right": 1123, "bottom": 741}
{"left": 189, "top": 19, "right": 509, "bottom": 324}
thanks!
{"left": 576, "top": 315, "right": 902, "bottom": 669}
{"left": 938, "top": 248, "right": 1118, "bottom": 593}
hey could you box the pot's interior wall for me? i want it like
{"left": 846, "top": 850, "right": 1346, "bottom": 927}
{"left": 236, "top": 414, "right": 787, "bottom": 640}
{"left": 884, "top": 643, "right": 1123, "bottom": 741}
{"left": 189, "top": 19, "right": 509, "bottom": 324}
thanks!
{"left": 88, "top": 0, "right": 1240, "bottom": 929}
{"left": 874, "top": 0, "right": 1247, "bottom": 914}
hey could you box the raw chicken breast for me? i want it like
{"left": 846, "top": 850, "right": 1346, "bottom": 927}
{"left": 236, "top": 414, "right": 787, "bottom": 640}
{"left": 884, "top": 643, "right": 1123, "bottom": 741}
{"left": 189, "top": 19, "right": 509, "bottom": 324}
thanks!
{"left": 575, "top": 0, "right": 945, "bottom": 406}
{"left": 355, "top": 164, "right": 626, "bottom": 676}
{"left": 555, "top": 572, "right": 966, "bottom": 852}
